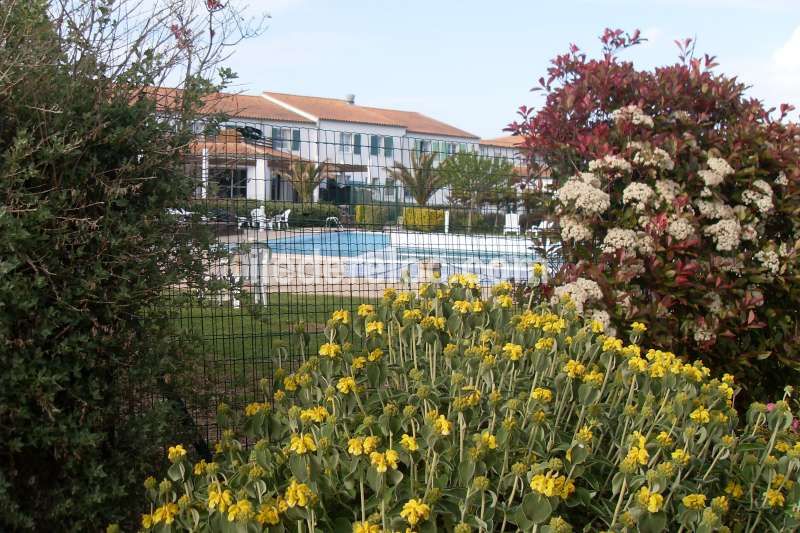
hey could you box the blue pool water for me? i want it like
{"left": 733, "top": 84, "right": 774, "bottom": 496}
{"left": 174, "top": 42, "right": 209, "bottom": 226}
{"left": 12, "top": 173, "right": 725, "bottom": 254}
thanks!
{"left": 268, "top": 231, "right": 390, "bottom": 257}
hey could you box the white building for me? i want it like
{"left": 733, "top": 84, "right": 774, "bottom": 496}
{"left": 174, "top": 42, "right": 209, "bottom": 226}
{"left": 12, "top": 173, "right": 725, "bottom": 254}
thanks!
{"left": 188, "top": 90, "right": 489, "bottom": 204}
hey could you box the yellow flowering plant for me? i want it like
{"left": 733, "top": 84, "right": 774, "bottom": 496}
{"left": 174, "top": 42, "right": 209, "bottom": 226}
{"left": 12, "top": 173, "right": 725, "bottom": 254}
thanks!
{"left": 139, "top": 280, "right": 800, "bottom": 532}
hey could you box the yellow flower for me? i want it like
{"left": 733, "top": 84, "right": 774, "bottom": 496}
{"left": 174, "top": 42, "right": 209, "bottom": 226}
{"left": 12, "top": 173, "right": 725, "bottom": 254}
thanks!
{"left": 367, "top": 347, "right": 384, "bottom": 361}
{"left": 353, "top": 521, "right": 381, "bottom": 533}
{"left": 563, "top": 359, "right": 586, "bottom": 379}
{"left": 711, "top": 495, "right": 729, "bottom": 513}
{"left": 403, "top": 309, "right": 423, "bottom": 321}
{"left": 497, "top": 294, "right": 513, "bottom": 308}
{"left": 421, "top": 316, "right": 446, "bottom": 330}
{"left": 533, "top": 263, "right": 545, "bottom": 276}
{"left": 289, "top": 433, "right": 317, "bottom": 455}
{"left": 656, "top": 431, "right": 673, "bottom": 447}
{"left": 637, "top": 486, "right": 663, "bottom": 513}
{"left": 400, "top": 434, "right": 419, "bottom": 452}
{"left": 208, "top": 487, "right": 234, "bottom": 512}
{"left": 395, "top": 292, "right": 412, "bottom": 305}
{"left": 453, "top": 300, "right": 472, "bottom": 314}
{"left": 319, "top": 342, "right": 342, "bottom": 358}
{"left": 299, "top": 406, "right": 329, "bottom": 424}
{"left": 603, "top": 337, "right": 624, "bottom": 352}
{"left": 382, "top": 288, "right": 397, "bottom": 301}
{"left": 765, "top": 488, "right": 785, "bottom": 508}
{"left": 153, "top": 503, "right": 179, "bottom": 524}
{"left": 357, "top": 304, "right": 375, "bottom": 317}
{"left": 337, "top": 376, "right": 358, "bottom": 394}
{"left": 433, "top": 414, "right": 452, "bottom": 436}
{"left": 167, "top": 444, "right": 187, "bottom": 463}
{"left": 366, "top": 321, "right": 384, "bottom": 335}
{"left": 502, "top": 343, "right": 524, "bottom": 361}
{"left": 352, "top": 356, "right": 368, "bottom": 370}
{"left": 531, "top": 387, "right": 553, "bottom": 403}
{"left": 576, "top": 425, "right": 593, "bottom": 444}
{"left": 631, "top": 321, "right": 647, "bottom": 333}
{"left": 480, "top": 431, "right": 497, "bottom": 450}
{"left": 628, "top": 356, "right": 648, "bottom": 373}
{"left": 141, "top": 513, "right": 155, "bottom": 529}
{"left": 471, "top": 300, "right": 483, "bottom": 313}
{"left": 626, "top": 446, "right": 649, "bottom": 466}
{"left": 348, "top": 437, "right": 364, "bottom": 456}
{"left": 285, "top": 479, "right": 314, "bottom": 508}
{"left": 682, "top": 493, "right": 706, "bottom": 510}
{"left": 331, "top": 309, "right": 350, "bottom": 324}
{"left": 385, "top": 449, "right": 399, "bottom": 468}
{"left": 370, "top": 451, "right": 388, "bottom": 473}
{"left": 193, "top": 460, "right": 208, "bottom": 476}
{"left": 724, "top": 481, "right": 744, "bottom": 499}
{"left": 690, "top": 406, "right": 710, "bottom": 424}
{"left": 274, "top": 390, "right": 286, "bottom": 402}
{"left": 400, "top": 499, "right": 431, "bottom": 526}
{"left": 227, "top": 499, "right": 254, "bottom": 522}
{"left": 535, "top": 337, "right": 555, "bottom": 351}
{"left": 363, "top": 436, "right": 380, "bottom": 454}
{"left": 582, "top": 369, "right": 604, "bottom": 387}
{"left": 529, "top": 472, "right": 576, "bottom": 499}
{"left": 256, "top": 501, "right": 281, "bottom": 525}
{"left": 671, "top": 448, "right": 690, "bottom": 466}
{"left": 245, "top": 402, "right": 269, "bottom": 416}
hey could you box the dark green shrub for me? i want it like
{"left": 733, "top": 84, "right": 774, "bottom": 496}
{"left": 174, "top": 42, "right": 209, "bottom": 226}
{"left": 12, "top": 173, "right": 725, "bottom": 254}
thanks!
{"left": 354, "top": 204, "right": 391, "bottom": 227}
{"left": 263, "top": 202, "right": 339, "bottom": 227}
{"left": 0, "top": 1, "right": 257, "bottom": 529}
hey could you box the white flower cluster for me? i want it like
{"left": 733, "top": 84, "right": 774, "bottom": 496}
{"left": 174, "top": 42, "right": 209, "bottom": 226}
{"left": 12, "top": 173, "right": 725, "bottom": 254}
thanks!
{"left": 704, "top": 218, "right": 741, "bottom": 252}
{"left": 611, "top": 105, "right": 654, "bottom": 128}
{"left": 741, "top": 224, "right": 758, "bottom": 241}
{"left": 588, "top": 155, "right": 632, "bottom": 174}
{"left": 667, "top": 216, "right": 695, "bottom": 241}
{"left": 622, "top": 182, "right": 654, "bottom": 212}
{"left": 552, "top": 277, "right": 603, "bottom": 314}
{"left": 699, "top": 157, "right": 734, "bottom": 187}
{"left": 633, "top": 147, "right": 675, "bottom": 171}
{"left": 693, "top": 323, "right": 716, "bottom": 343}
{"left": 695, "top": 200, "right": 734, "bottom": 220}
{"left": 706, "top": 292, "right": 723, "bottom": 315}
{"left": 776, "top": 172, "right": 789, "bottom": 186}
{"left": 560, "top": 216, "right": 593, "bottom": 243}
{"left": 754, "top": 249, "right": 780, "bottom": 275}
{"left": 589, "top": 309, "right": 614, "bottom": 335}
{"left": 556, "top": 173, "right": 610, "bottom": 216}
{"left": 742, "top": 179, "right": 773, "bottom": 215}
{"left": 671, "top": 110, "right": 692, "bottom": 122}
{"left": 602, "top": 227, "right": 654, "bottom": 255}
{"left": 655, "top": 179, "right": 682, "bottom": 205}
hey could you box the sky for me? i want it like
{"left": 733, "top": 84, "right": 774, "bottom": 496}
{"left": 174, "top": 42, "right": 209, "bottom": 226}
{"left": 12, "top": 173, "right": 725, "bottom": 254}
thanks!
{"left": 221, "top": 0, "right": 800, "bottom": 139}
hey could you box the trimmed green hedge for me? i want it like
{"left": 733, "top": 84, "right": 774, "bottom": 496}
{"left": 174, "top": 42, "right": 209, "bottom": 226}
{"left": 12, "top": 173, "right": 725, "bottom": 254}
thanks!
{"left": 402, "top": 207, "right": 445, "bottom": 232}
{"left": 354, "top": 205, "right": 392, "bottom": 228}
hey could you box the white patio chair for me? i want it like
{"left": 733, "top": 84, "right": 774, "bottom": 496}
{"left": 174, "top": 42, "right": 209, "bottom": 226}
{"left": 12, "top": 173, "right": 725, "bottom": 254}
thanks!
{"left": 503, "top": 213, "right": 521, "bottom": 235}
{"left": 270, "top": 208, "right": 291, "bottom": 229}
{"left": 250, "top": 206, "right": 267, "bottom": 229}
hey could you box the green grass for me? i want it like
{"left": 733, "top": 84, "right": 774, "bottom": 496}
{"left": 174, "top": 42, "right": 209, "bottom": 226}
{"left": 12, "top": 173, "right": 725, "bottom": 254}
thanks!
{"left": 171, "top": 292, "right": 375, "bottom": 402}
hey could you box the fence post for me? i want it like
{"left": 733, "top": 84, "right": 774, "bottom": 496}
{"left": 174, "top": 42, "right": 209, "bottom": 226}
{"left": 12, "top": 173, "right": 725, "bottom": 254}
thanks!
{"left": 444, "top": 210, "right": 450, "bottom": 234}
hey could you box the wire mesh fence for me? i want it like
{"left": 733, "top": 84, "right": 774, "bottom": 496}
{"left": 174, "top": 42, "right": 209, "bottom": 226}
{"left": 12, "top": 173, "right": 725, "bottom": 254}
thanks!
{"left": 168, "top": 120, "right": 560, "bottom": 444}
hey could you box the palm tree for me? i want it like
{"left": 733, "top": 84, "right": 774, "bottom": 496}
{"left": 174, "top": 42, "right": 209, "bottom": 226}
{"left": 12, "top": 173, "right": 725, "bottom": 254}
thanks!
{"left": 388, "top": 152, "right": 446, "bottom": 206}
{"left": 287, "top": 161, "right": 327, "bottom": 203}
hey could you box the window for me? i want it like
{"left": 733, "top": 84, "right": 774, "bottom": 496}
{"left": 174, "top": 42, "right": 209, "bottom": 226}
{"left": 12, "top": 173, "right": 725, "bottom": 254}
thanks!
{"left": 458, "top": 143, "right": 466, "bottom": 153}
{"left": 370, "top": 135, "right": 380, "bottom": 156}
{"left": 212, "top": 168, "right": 248, "bottom": 198}
{"left": 353, "top": 134, "right": 361, "bottom": 155}
{"left": 340, "top": 132, "right": 353, "bottom": 153}
{"left": 446, "top": 142, "right": 457, "bottom": 156}
{"left": 271, "top": 127, "right": 287, "bottom": 150}
{"left": 416, "top": 140, "right": 430, "bottom": 154}
{"left": 384, "top": 136, "right": 394, "bottom": 157}
{"left": 291, "top": 129, "right": 301, "bottom": 151}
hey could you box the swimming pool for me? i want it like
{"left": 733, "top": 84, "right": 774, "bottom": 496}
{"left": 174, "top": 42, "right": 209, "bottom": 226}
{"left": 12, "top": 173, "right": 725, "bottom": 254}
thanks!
{"left": 267, "top": 231, "right": 389, "bottom": 257}
{"left": 265, "top": 230, "right": 545, "bottom": 283}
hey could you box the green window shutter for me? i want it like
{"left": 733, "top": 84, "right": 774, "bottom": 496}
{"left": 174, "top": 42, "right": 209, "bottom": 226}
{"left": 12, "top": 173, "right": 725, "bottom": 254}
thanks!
{"left": 370, "top": 135, "right": 380, "bottom": 156}
{"left": 271, "top": 126, "right": 279, "bottom": 146}
{"left": 459, "top": 143, "right": 466, "bottom": 152}
{"left": 414, "top": 139, "right": 421, "bottom": 154}
{"left": 384, "top": 136, "right": 393, "bottom": 157}
{"left": 291, "top": 129, "right": 300, "bottom": 150}
{"left": 353, "top": 134, "right": 361, "bottom": 154}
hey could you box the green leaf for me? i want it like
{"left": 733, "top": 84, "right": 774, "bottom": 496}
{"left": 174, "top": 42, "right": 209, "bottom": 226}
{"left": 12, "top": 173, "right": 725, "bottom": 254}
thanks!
{"left": 639, "top": 511, "right": 667, "bottom": 533}
{"left": 458, "top": 459, "right": 475, "bottom": 486}
{"left": 522, "top": 492, "right": 552, "bottom": 524}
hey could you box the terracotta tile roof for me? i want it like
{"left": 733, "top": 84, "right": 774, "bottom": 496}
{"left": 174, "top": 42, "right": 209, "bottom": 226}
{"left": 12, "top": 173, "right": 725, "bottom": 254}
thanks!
{"left": 263, "top": 92, "right": 479, "bottom": 139}
{"left": 188, "top": 129, "right": 300, "bottom": 165}
{"left": 479, "top": 135, "right": 526, "bottom": 148}
{"left": 143, "top": 87, "right": 312, "bottom": 123}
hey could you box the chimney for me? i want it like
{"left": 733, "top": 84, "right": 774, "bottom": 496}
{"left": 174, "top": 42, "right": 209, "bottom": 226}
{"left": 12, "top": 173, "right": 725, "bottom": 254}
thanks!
{"left": 344, "top": 94, "right": 355, "bottom": 105}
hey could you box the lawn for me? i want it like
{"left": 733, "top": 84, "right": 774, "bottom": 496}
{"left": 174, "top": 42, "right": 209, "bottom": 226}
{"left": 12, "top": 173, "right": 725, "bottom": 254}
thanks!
{"left": 171, "top": 291, "right": 375, "bottom": 404}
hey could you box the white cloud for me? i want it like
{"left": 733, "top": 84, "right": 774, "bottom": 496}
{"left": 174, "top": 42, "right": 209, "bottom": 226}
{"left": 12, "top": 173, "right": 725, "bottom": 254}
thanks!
{"left": 773, "top": 26, "right": 800, "bottom": 70}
